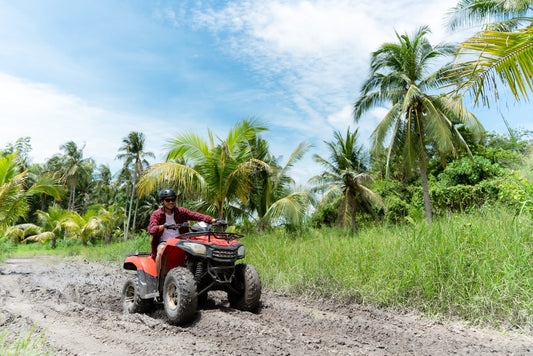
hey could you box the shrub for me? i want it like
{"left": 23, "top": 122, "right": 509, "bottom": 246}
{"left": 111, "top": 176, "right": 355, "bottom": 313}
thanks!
{"left": 438, "top": 156, "right": 504, "bottom": 186}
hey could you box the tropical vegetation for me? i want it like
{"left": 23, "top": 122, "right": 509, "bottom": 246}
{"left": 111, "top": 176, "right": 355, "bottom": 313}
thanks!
{"left": 0, "top": 0, "right": 532, "bottom": 337}
{"left": 447, "top": 0, "right": 533, "bottom": 104}
{"left": 353, "top": 25, "right": 483, "bottom": 223}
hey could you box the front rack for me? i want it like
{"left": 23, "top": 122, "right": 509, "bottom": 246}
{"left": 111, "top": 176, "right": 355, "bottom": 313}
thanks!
{"left": 181, "top": 231, "right": 244, "bottom": 243}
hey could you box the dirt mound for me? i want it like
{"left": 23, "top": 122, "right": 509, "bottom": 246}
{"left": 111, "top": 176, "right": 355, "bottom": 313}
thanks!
{"left": 0, "top": 256, "right": 531, "bottom": 355}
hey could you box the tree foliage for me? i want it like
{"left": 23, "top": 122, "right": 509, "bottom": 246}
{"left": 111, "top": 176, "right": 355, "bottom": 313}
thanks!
{"left": 138, "top": 118, "right": 270, "bottom": 219}
{"left": 447, "top": 0, "right": 533, "bottom": 104}
{"left": 354, "top": 25, "right": 483, "bottom": 222}
{"left": 310, "top": 128, "right": 383, "bottom": 230}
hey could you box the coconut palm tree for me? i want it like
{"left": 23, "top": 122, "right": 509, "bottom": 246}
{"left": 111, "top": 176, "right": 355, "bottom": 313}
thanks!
{"left": 32, "top": 205, "right": 76, "bottom": 248}
{"left": 88, "top": 164, "right": 117, "bottom": 207}
{"left": 4, "top": 223, "right": 41, "bottom": 244}
{"left": 353, "top": 26, "right": 483, "bottom": 223}
{"left": 0, "top": 153, "right": 30, "bottom": 229}
{"left": 138, "top": 118, "right": 270, "bottom": 220}
{"left": 447, "top": 0, "right": 532, "bottom": 32}
{"left": 90, "top": 204, "right": 126, "bottom": 243}
{"left": 447, "top": 0, "right": 533, "bottom": 104}
{"left": 70, "top": 210, "right": 104, "bottom": 246}
{"left": 0, "top": 153, "right": 63, "bottom": 232}
{"left": 58, "top": 141, "right": 93, "bottom": 211}
{"left": 309, "top": 128, "right": 382, "bottom": 231}
{"left": 246, "top": 137, "right": 313, "bottom": 229}
{"left": 116, "top": 132, "right": 154, "bottom": 240}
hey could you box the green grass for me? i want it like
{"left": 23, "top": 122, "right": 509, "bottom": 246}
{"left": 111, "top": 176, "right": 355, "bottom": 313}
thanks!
{"left": 0, "top": 322, "right": 51, "bottom": 356}
{"left": 1, "top": 208, "right": 531, "bottom": 331}
{"left": 243, "top": 207, "right": 532, "bottom": 330}
{"left": 3, "top": 232, "right": 153, "bottom": 264}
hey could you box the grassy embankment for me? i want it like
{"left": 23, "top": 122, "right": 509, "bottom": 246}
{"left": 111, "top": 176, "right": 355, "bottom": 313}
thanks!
{"left": 2, "top": 207, "right": 531, "bottom": 332}
{"left": 248, "top": 208, "right": 532, "bottom": 331}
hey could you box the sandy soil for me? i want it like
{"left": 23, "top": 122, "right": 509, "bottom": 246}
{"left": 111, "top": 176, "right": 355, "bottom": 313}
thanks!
{"left": 0, "top": 256, "right": 531, "bottom": 355}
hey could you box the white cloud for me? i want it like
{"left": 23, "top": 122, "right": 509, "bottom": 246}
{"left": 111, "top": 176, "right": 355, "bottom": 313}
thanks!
{"left": 327, "top": 105, "right": 353, "bottom": 129}
{"left": 0, "top": 72, "right": 168, "bottom": 172}
{"left": 188, "top": 0, "right": 464, "bottom": 138}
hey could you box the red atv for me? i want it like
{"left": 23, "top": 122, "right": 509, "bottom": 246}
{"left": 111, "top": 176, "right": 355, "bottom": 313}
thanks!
{"left": 121, "top": 221, "right": 261, "bottom": 324}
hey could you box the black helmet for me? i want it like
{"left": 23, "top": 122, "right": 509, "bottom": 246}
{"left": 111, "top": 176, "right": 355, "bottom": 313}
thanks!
{"left": 159, "top": 188, "right": 176, "bottom": 200}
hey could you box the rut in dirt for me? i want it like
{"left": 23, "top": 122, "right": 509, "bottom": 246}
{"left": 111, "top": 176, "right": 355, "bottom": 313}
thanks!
{"left": 0, "top": 256, "right": 531, "bottom": 355}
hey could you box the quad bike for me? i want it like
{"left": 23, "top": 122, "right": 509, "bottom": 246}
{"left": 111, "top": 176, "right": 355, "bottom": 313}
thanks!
{"left": 121, "top": 221, "right": 261, "bottom": 325}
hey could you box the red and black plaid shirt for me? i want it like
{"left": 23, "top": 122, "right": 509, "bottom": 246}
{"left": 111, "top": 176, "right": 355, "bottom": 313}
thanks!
{"left": 148, "top": 207, "right": 214, "bottom": 259}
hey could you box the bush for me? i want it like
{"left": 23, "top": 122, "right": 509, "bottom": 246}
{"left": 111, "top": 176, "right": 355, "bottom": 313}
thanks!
{"left": 438, "top": 156, "right": 504, "bottom": 186}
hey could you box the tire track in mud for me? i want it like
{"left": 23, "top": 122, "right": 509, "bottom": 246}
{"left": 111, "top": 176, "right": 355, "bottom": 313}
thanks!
{"left": 0, "top": 256, "right": 531, "bottom": 355}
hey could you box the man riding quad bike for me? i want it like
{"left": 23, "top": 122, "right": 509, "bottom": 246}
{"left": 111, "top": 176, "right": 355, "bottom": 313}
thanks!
{"left": 121, "top": 220, "right": 262, "bottom": 325}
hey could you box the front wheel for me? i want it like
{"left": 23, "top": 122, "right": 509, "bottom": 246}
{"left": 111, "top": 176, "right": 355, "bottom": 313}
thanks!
{"left": 228, "top": 264, "right": 261, "bottom": 311}
{"left": 121, "top": 277, "right": 153, "bottom": 314}
{"left": 163, "top": 267, "right": 198, "bottom": 324}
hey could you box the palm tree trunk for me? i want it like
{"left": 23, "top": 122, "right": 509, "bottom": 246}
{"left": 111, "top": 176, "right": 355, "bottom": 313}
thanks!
{"left": 68, "top": 181, "right": 76, "bottom": 211}
{"left": 132, "top": 194, "right": 139, "bottom": 231}
{"left": 125, "top": 183, "right": 135, "bottom": 241}
{"left": 419, "top": 156, "right": 433, "bottom": 223}
{"left": 350, "top": 198, "right": 358, "bottom": 232}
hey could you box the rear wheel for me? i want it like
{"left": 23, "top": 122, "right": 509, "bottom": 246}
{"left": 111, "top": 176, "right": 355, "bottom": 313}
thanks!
{"left": 228, "top": 264, "right": 261, "bottom": 311}
{"left": 163, "top": 267, "right": 197, "bottom": 324}
{"left": 121, "top": 277, "right": 153, "bottom": 314}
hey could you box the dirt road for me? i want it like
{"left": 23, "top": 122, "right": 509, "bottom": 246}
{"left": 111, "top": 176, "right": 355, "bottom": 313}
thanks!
{"left": 0, "top": 256, "right": 531, "bottom": 355}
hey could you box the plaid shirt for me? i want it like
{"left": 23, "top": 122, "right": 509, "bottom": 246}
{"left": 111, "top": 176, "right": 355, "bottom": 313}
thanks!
{"left": 148, "top": 206, "right": 214, "bottom": 259}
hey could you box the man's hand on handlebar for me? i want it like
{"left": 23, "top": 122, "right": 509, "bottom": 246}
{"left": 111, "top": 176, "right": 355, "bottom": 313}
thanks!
{"left": 163, "top": 222, "right": 189, "bottom": 230}
{"left": 214, "top": 219, "right": 227, "bottom": 226}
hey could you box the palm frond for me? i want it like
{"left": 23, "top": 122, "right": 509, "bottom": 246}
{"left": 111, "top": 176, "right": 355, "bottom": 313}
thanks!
{"left": 27, "top": 173, "right": 64, "bottom": 200}
{"left": 451, "top": 24, "right": 533, "bottom": 105}
{"left": 264, "top": 191, "right": 311, "bottom": 225}
{"left": 446, "top": 0, "right": 532, "bottom": 31}
{"left": 137, "top": 162, "right": 206, "bottom": 198}
{"left": 26, "top": 231, "right": 55, "bottom": 243}
{"left": 165, "top": 131, "right": 209, "bottom": 162}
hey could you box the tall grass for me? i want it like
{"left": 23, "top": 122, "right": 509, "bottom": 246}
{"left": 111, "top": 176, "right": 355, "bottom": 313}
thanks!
{"left": 0, "top": 322, "right": 51, "bottom": 356}
{"left": 2, "top": 208, "right": 530, "bottom": 330}
{"left": 244, "top": 207, "right": 532, "bottom": 330}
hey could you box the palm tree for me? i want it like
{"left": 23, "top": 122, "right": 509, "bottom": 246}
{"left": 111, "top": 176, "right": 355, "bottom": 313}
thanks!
{"left": 353, "top": 26, "right": 483, "bottom": 223}
{"left": 58, "top": 141, "right": 93, "bottom": 211}
{"left": 447, "top": 0, "right": 532, "bottom": 32}
{"left": 309, "top": 128, "right": 382, "bottom": 231}
{"left": 246, "top": 137, "right": 313, "bottom": 229}
{"left": 447, "top": 0, "right": 533, "bottom": 104}
{"left": 0, "top": 153, "right": 63, "bottom": 232}
{"left": 116, "top": 132, "right": 154, "bottom": 240}
{"left": 70, "top": 210, "right": 104, "bottom": 246}
{"left": 26, "top": 163, "right": 65, "bottom": 213}
{"left": 5, "top": 223, "right": 41, "bottom": 244}
{"left": 138, "top": 118, "right": 270, "bottom": 219}
{"left": 88, "top": 164, "right": 117, "bottom": 207}
{"left": 0, "top": 153, "right": 30, "bottom": 229}
{"left": 32, "top": 205, "right": 76, "bottom": 248}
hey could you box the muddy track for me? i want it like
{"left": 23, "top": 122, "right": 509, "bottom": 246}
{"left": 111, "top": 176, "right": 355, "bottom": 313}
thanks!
{"left": 0, "top": 256, "right": 531, "bottom": 355}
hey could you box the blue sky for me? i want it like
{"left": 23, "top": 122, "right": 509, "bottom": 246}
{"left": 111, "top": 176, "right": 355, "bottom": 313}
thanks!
{"left": 1, "top": 0, "right": 531, "bottom": 186}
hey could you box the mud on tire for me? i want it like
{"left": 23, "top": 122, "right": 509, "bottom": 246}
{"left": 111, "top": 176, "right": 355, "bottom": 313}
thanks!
{"left": 163, "top": 267, "right": 198, "bottom": 325}
{"left": 121, "top": 277, "right": 153, "bottom": 314}
{"left": 228, "top": 264, "right": 261, "bottom": 311}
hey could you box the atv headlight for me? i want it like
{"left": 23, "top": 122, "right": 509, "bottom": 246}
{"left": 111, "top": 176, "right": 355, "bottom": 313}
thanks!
{"left": 183, "top": 242, "right": 207, "bottom": 255}
{"left": 237, "top": 245, "right": 245, "bottom": 257}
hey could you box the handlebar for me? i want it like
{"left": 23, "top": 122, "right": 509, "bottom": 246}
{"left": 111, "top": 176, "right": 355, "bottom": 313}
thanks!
{"left": 163, "top": 222, "right": 189, "bottom": 230}
{"left": 164, "top": 220, "right": 227, "bottom": 231}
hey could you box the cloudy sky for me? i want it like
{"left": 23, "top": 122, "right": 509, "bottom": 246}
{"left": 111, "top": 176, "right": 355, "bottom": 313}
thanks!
{"left": 1, "top": 0, "right": 531, "bottom": 185}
